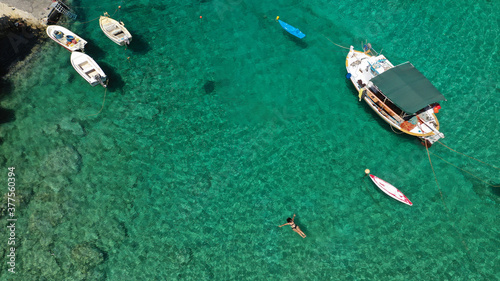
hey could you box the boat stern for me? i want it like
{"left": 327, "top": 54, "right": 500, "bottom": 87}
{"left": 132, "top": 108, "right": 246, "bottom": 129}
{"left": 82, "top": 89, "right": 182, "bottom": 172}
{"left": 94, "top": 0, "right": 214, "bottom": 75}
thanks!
{"left": 421, "top": 131, "right": 444, "bottom": 147}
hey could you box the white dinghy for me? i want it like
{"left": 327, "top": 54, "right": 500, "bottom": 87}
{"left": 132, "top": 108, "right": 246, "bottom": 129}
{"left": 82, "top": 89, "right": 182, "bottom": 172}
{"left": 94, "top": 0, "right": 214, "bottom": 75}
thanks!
{"left": 70, "top": 51, "right": 107, "bottom": 87}
{"left": 99, "top": 13, "right": 132, "bottom": 46}
{"left": 46, "top": 25, "right": 87, "bottom": 52}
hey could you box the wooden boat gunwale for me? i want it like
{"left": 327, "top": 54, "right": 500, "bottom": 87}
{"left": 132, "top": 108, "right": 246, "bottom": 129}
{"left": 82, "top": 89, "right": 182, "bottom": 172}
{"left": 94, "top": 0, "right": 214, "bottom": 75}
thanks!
{"left": 99, "top": 14, "right": 132, "bottom": 46}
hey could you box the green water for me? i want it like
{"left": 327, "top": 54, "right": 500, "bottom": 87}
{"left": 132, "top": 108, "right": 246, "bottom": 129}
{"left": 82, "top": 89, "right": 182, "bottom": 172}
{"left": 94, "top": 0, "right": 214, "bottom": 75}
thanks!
{"left": 1, "top": 0, "right": 499, "bottom": 280}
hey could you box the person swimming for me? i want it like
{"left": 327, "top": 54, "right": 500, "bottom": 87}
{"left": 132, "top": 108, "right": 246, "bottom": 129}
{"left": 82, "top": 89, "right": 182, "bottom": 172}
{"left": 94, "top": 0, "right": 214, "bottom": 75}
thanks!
{"left": 279, "top": 214, "right": 306, "bottom": 238}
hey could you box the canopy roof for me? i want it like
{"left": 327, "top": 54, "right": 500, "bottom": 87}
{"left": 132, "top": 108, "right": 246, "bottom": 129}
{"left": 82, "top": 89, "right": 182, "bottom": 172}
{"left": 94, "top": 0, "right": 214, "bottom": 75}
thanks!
{"left": 371, "top": 62, "right": 445, "bottom": 114}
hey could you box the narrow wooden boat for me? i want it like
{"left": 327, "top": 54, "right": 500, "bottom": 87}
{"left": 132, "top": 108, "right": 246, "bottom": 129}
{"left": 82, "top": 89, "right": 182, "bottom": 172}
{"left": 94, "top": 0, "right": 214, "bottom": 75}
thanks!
{"left": 99, "top": 13, "right": 132, "bottom": 46}
{"left": 70, "top": 51, "right": 107, "bottom": 87}
{"left": 276, "top": 16, "right": 305, "bottom": 39}
{"left": 346, "top": 44, "right": 445, "bottom": 147}
{"left": 369, "top": 174, "right": 413, "bottom": 206}
{"left": 46, "top": 25, "right": 87, "bottom": 52}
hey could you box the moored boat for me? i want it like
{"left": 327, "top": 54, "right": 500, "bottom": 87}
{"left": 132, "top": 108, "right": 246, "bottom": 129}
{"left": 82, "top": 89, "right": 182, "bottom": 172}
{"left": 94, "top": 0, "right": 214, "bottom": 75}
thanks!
{"left": 276, "top": 16, "right": 305, "bottom": 39}
{"left": 369, "top": 174, "right": 413, "bottom": 206}
{"left": 99, "top": 13, "right": 132, "bottom": 46}
{"left": 346, "top": 44, "right": 445, "bottom": 147}
{"left": 46, "top": 25, "right": 87, "bottom": 52}
{"left": 70, "top": 51, "right": 107, "bottom": 87}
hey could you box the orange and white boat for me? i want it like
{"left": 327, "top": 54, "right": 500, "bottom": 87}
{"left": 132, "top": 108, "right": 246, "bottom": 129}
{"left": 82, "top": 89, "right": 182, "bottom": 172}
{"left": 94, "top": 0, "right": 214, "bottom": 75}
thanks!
{"left": 46, "top": 25, "right": 87, "bottom": 52}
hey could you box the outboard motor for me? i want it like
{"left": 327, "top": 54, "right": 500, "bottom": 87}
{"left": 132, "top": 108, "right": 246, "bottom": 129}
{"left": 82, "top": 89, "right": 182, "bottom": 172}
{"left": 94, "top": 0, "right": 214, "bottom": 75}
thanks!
{"left": 95, "top": 74, "right": 108, "bottom": 88}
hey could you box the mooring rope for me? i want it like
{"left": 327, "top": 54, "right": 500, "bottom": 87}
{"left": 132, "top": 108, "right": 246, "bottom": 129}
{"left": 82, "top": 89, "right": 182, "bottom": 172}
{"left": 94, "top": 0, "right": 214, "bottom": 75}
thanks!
{"left": 322, "top": 35, "right": 350, "bottom": 50}
{"left": 424, "top": 144, "right": 483, "bottom": 276}
{"left": 86, "top": 85, "right": 108, "bottom": 117}
{"left": 75, "top": 8, "right": 120, "bottom": 25}
{"left": 424, "top": 144, "right": 450, "bottom": 212}
{"left": 437, "top": 140, "right": 500, "bottom": 172}
{"left": 429, "top": 151, "right": 500, "bottom": 187}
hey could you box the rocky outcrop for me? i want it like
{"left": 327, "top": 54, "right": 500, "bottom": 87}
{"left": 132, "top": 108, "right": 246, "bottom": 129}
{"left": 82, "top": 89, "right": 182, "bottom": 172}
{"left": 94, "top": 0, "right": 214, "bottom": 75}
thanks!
{"left": 0, "top": 15, "right": 43, "bottom": 77}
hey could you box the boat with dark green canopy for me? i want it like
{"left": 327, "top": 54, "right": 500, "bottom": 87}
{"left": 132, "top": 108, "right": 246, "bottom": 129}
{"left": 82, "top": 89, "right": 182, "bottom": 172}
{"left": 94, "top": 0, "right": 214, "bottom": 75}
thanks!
{"left": 345, "top": 44, "right": 445, "bottom": 147}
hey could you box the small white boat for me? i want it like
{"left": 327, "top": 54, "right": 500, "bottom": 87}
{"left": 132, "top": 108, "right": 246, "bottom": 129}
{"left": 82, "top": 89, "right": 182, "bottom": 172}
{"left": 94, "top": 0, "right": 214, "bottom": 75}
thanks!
{"left": 346, "top": 44, "right": 445, "bottom": 147}
{"left": 99, "top": 13, "right": 132, "bottom": 46}
{"left": 70, "top": 52, "right": 107, "bottom": 87}
{"left": 46, "top": 25, "right": 87, "bottom": 52}
{"left": 369, "top": 174, "right": 413, "bottom": 206}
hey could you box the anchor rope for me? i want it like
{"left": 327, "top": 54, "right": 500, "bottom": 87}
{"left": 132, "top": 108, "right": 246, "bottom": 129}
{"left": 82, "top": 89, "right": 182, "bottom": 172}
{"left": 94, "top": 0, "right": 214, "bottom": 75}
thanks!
{"left": 86, "top": 83, "right": 108, "bottom": 117}
{"left": 64, "top": 0, "right": 125, "bottom": 10}
{"left": 424, "top": 144, "right": 481, "bottom": 276}
{"left": 74, "top": 8, "right": 120, "bottom": 25}
{"left": 437, "top": 140, "right": 500, "bottom": 172}
{"left": 425, "top": 144, "right": 450, "bottom": 213}
{"left": 322, "top": 35, "right": 350, "bottom": 50}
{"left": 429, "top": 151, "right": 500, "bottom": 187}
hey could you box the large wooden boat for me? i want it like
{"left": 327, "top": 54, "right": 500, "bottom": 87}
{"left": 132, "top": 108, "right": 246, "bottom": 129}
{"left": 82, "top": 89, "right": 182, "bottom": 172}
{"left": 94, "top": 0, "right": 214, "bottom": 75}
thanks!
{"left": 346, "top": 45, "right": 445, "bottom": 147}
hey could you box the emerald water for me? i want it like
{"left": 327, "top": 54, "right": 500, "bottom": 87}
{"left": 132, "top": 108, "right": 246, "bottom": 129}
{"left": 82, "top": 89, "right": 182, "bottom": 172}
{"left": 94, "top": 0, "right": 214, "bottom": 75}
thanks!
{"left": 1, "top": 0, "right": 499, "bottom": 279}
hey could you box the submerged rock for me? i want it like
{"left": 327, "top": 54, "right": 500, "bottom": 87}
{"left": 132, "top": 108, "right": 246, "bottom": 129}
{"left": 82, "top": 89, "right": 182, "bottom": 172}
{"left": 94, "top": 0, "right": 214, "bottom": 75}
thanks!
{"left": 42, "top": 145, "right": 82, "bottom": 192}
{"left": 71, "top": 243, "right": 107, "bottom": 272}
{"left": 166, "top": 245, "right": 193, "bottom": 267}
{"left": 44, "top": 145, "right": 82, "bottom": 175}
{"left": 203, "top": 80, "right": 215, "bottom": 94}
{"left": 0, "top": 16, "right": 43, "bottom": 77}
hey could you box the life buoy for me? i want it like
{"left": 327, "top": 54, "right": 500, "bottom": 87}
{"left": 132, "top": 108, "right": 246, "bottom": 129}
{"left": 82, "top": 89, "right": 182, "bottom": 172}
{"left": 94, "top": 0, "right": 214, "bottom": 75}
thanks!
{"left": 433, "top": 104, "right": 441, "bottom": 114}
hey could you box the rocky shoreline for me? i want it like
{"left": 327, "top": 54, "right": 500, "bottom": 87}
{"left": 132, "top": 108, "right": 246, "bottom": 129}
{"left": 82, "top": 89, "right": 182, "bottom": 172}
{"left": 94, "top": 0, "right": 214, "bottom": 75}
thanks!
{"left": 0, "top": 16, "right": 44, "bottom": 77}
{"left": 0, "top": 0, "right": 56, "bottom": 77}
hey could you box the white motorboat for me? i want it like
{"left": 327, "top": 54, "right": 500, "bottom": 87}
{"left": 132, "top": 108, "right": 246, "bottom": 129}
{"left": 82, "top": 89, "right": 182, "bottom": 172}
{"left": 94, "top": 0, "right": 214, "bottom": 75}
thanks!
{"left": 46, "top": 25, "right": 87, "bottom": 52}
{"left": 99, "top": 13, "right": 132, "bottom": 46}
{"left": 70, "top": 51, "right": 107, "bottom": 87}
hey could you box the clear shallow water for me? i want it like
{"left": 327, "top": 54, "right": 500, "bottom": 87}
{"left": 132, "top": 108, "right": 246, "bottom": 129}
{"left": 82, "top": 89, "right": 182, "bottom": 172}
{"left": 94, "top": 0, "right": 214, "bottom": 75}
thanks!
{"left": 0, "top": 0, "right": 499, "bottom": 280}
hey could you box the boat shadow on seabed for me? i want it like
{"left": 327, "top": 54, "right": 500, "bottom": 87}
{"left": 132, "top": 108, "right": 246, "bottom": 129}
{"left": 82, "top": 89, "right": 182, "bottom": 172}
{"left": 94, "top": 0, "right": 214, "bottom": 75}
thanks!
{"left": 96, "top": 61, "right": 125, "bottom": 92}
{"left": 282, "top": 31, "right": 308, "bottom": 49}
{"left": 124, "top": 33, "right": 151, "bottom": 55}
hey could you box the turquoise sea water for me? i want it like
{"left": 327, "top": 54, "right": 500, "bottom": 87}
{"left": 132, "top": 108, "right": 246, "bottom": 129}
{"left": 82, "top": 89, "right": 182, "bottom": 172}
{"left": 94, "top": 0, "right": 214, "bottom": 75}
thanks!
{"left": 1, "top": 0, "right": 499, "bottom": 280}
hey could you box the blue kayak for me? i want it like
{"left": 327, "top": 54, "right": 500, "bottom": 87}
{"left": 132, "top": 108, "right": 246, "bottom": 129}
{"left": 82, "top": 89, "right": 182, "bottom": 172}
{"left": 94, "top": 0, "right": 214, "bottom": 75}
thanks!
{"left": 278, "top": 20, "right": 305, "bottom": 39}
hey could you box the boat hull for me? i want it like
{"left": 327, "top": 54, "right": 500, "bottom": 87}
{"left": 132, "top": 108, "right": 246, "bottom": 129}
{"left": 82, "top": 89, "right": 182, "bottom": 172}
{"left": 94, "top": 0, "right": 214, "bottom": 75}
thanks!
{"left": 70, "top": 52, "right": 107, "bottom": 87}
{"left": 99, "top": 16, "right": 132, "bottom": 46}
{"left": 278, "top": 20, "right": 305, "bottom": 39}
{"left": 369, "top": 174, "right": 412, "bottom": 206}
{"left": 46, "top": 25, "right": 87, "bottom": 52}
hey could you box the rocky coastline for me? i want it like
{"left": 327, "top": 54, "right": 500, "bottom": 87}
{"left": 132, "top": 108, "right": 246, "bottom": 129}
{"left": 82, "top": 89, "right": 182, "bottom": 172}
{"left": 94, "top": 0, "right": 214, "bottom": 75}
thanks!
{"left": 0, "top": 0, "right": 56, "bottom": 77}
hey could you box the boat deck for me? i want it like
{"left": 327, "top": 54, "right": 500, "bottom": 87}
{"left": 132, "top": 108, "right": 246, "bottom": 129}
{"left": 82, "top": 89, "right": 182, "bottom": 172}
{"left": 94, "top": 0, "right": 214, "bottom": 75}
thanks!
{"left": 364, "top": 88, "right": 404, "bottom": 124}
